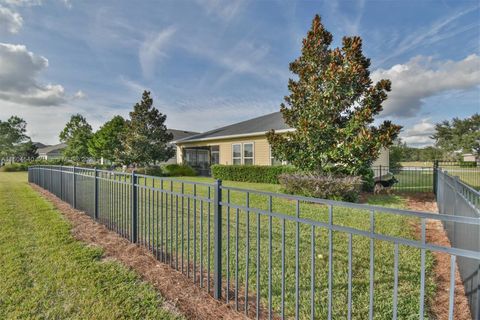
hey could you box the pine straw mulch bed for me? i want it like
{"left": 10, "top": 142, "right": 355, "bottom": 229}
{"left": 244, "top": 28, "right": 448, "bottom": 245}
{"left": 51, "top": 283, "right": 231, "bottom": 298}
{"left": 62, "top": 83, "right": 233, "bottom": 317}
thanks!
{"left": 31, "top": 184, "right": 248, "bottom": 320}
{"left": 400, "top": 192, "right": 472, "bottom": 320}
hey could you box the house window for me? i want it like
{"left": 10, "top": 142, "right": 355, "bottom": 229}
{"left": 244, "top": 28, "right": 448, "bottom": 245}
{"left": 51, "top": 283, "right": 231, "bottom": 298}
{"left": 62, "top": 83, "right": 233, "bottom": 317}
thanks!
{"left": 232, "top": 143, "right": 254, "bottom": 165}
{"left": 270, "top": 145, "right": 285, "bottom": 165}
{"left": 232, "top": 144, "right": 242, "bottom": 165}
{"left": 243, "top": 143, "right": 254, "bottom": 165}
{"left": 211, "top": 145, "right": 220, "bottom": 164}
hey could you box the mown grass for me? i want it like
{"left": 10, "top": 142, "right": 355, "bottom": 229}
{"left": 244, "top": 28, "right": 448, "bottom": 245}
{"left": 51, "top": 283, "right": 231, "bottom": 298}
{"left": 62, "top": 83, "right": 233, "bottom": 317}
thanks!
{"left": 0, "top": 172, "right": 182, "bottom": 320}
{"left": 126, "top": 176, "right": 436, "bottom": 319}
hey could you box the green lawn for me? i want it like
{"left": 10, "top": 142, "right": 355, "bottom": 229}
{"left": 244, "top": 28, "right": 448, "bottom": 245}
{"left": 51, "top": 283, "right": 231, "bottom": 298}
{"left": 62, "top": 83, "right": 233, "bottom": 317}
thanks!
{"left": 0, "top": 172, "right": 181, "bottom": 320}
{"left": 127, "top": 176, "right": 436, "bottom": 319}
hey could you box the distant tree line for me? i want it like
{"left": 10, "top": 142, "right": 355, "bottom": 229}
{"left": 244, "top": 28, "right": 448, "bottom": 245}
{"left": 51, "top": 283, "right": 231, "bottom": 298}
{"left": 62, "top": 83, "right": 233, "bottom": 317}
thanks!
{"left": 390, "top": 113, "right": 479, "bottom": 166}
{"left": 59, "top": 91, "right": 174, "bottom": 167}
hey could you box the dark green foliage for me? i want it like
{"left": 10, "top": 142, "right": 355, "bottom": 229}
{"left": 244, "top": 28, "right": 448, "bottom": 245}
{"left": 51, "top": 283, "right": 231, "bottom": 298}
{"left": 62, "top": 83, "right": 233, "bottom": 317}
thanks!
{"left": 0, "top": 116, "right": 34, "bottom": 161}
{"left": 120, "top": 91, "right": 174, "bottom": 166}
{"left": 433, "top": 113, "right": 480, "bottom": 155}
{"left": 211, "top": 164, "right": 297, "bottom": 184}
{"left": 278, "top": 173, "right": 362, "bottom": 202}
{"left": 0, "top": 163, "right": 29, "bottom": 172}
{"left": 459, "top": 160, "right": 477, "bottom": 168}
{"left": 88, "top": 115, "right": 127, "bottom": 163}
{"left": 163, "top": 164, "right": 197, "bottom": 177}
{"left": 389, "top": 140, "right": 449, "bottom": 163}
{"left": 59, "top": 114, "right": 93, "bottom": 162}
{"left": 359, "top": 166, "right": 375, "bottom": 192}
{"left": 267, "top": 15, "right": 401, "bottom": 177}
{"left": 16, "top": 140, "right": 38, "bottom": 160}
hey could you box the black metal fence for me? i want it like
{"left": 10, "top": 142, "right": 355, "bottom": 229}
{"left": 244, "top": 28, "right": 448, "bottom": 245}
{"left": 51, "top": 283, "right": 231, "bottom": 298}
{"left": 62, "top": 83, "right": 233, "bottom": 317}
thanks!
{"left": 29, "top": 165, "right": 480, "bottom": 319}
{"left": 372, "top": 162, "right": 480, "bottom": 193}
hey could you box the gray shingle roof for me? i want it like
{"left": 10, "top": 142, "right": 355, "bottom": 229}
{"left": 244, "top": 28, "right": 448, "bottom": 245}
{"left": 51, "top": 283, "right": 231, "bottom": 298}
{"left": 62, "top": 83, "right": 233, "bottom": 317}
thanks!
{"left": 37, "top": 143, "right": 67, "bottom": 155}
{"left": 177, "top": 112, "right": 290, "bottom": 143}
{"left": 167, "top": 129, "right": 199, "bottom": 141}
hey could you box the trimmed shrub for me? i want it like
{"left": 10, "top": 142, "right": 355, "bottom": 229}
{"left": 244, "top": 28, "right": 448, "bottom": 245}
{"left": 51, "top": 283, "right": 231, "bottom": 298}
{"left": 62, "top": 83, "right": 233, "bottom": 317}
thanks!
{"left": 359, "top": 166, "right": 375, "bottom": 192}
{"left": 278, "top": 173, "right": 362, "bottom": 202}
{"left": 211, "top": 165, "right": 298, "bottom": 184}
{"left": 0, "top": 163, "right": 29, "bottom": 172}
{"left": 459, "top": 161, "right": 477, "bottom": 168}
{"left": 163, "top": 164, "right": 197, "bottom": 177}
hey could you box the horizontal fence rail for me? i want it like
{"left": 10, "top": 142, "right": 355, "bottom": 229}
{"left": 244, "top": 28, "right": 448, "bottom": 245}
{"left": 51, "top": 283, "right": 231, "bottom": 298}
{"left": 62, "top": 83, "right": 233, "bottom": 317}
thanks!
{"left": 28, "top": 165, "right": 480, "bottom": 319}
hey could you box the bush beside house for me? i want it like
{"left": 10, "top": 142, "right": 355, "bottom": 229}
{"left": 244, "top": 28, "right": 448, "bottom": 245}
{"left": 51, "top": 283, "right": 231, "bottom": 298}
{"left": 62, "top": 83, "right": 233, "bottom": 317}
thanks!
{"left": 211, "top": 164, "right": 297, "bottom": 184}
{"left": 279, "top": 173, "right": 362, "bottom": 202}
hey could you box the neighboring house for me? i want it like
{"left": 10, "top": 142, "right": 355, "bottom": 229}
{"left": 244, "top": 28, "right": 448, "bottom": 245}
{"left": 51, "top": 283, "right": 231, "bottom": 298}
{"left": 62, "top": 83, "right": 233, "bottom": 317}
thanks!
{"left": 37, "top": 143, "right": 67, "bottom": 160}
{"left": 174, "top": 112, "right": 390, "bottom": 176}
{"left": 163, "top": 129, "right": 199, "bottom": 164}
{"left": 33, "top": 142, "right": 48, "bottom": 149}
{"left": 463, "top": 153, "right": 479, "bottom": 163}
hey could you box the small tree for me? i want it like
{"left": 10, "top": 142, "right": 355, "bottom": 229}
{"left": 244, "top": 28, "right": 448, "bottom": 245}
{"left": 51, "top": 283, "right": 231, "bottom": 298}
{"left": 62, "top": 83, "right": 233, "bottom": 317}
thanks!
{"left": 16, "top": 140, "right": 38, "bottom": 160}
{"left": 59, "top": 114, "right": 93, "bottom": 162}
{"left": 267, "top": 15, "right": 401, "bottom": 176}
{"left": 0, "top": 116, "right": 30, "bottom": 162}
{"left": 121, "top": 91, "right": 174, "bottom": 166}
{"left": 88, "top": 115, "right": 126, "bottom": 164}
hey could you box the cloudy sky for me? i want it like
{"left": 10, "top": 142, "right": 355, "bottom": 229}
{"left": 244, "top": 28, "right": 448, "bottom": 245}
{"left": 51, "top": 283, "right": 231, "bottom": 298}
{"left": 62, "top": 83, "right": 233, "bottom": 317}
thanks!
{"left": 1, "top": 0, "right": 479, "bottom": 146}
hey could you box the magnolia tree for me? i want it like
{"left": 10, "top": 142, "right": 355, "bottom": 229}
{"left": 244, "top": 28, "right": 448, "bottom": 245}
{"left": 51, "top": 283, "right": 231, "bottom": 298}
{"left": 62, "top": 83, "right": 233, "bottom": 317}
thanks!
{"left": 267, "top": 15, "right": 401, "bottom": 177}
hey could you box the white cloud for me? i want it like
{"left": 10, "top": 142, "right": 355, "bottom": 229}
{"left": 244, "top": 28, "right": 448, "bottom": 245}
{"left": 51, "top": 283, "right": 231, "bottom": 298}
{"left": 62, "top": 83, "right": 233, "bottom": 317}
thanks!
{"left": 401, "top": 119, "right": 436, "bottom": 147}
{"left": 196, "top": 0, "right": 246, "bottom": 21}
{"left": 0, "top": 5, "right": 22, "bottom": 33}
{"left": 0, "top": 0, "right": 42, "bottom": 6}
{"left": 372, "top": 54, "right": 480, "bottom": 117}
{"left": 0, "top": 42, "right": 66, "bottom": 106}
{"left": 73, "top": 90, "right": 86, "bottom": 99}
{"left": 139, "top": 26, "right": 176, "bottom": 79}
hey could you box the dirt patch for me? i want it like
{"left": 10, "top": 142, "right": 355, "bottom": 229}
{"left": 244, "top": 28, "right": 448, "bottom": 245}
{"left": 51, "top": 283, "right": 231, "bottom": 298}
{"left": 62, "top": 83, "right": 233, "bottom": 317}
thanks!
{"left": 31, "top": 184, "right": 247, "bottom": 320}
{"left": 403, "top": 192, "right": 472, "bottom": 320}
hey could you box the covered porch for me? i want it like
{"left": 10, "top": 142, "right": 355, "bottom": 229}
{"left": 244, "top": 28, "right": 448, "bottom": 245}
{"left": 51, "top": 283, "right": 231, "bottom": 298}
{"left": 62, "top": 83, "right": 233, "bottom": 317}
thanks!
{"left": 182, "top": 145, "right": 219, "bottom": 176}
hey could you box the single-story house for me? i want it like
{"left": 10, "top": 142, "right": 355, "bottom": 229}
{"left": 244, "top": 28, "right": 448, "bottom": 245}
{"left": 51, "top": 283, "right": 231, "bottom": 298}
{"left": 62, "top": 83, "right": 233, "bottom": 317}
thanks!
{"left": 174, "top": 112, "right": 389, "bottom": 176}
{"left": 37, "top": 143, "right": 67, "bottom": 160}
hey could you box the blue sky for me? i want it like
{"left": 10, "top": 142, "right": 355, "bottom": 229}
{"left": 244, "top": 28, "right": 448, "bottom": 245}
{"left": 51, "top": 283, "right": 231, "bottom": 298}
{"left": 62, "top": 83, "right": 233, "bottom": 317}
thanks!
{"left": 1, "top": 0, "right": 479, "bottom": 146}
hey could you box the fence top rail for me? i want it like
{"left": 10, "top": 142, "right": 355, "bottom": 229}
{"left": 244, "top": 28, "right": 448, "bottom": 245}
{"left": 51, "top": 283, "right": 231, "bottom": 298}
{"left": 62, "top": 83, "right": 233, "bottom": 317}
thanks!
{"left": 221, "top": 185, "right": 480, "bottom": 225}
{"left": 440, "top": 168, "right": 480, "bottom": 196}
{"left": 134, "top": 173, "right": 215, "bottom": 187}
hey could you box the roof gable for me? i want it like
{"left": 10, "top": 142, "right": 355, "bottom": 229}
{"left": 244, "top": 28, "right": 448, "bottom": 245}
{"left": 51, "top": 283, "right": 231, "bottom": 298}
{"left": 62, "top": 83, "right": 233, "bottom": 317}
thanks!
{"left": 177, "top": 112, "right": 290, "bottom": 143}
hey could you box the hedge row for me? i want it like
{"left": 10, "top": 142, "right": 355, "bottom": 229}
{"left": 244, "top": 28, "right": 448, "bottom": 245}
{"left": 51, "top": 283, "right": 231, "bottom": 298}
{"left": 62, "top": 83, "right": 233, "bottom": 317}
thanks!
{"left": 211, "top": 164, "right": 297, "bottom": 184}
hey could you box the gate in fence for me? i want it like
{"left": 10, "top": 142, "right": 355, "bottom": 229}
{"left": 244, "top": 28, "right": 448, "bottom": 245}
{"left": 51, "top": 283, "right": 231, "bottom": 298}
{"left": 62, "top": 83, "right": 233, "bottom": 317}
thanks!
{"left": 29, "top": 165, "right": 480, "bottom": 319}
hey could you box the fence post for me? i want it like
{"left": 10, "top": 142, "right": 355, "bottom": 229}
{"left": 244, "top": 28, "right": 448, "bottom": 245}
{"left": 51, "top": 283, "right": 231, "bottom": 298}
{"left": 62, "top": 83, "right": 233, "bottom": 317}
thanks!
{"left": 60, "top": 166, "right": 63, "bottom": 200}
{"left": 131, "top": 170, "right": 138, "bottom": 243}
{"left": 433, "top": 160, "right": 439, "bottom": 196}
{"left": 73, "top": 166, "right": 77, "bottom": 209}
{"left": 94, "top": 168, "right": 99, "bottom": 220}
{"left": 214, "top": 179, "right": 223, "bottom": 300}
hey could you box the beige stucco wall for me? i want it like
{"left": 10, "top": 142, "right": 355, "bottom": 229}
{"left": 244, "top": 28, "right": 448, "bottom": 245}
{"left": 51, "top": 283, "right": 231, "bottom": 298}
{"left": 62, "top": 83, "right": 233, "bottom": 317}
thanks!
{"left": 177, "top": 136, "right": 390, "bottom": 172}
